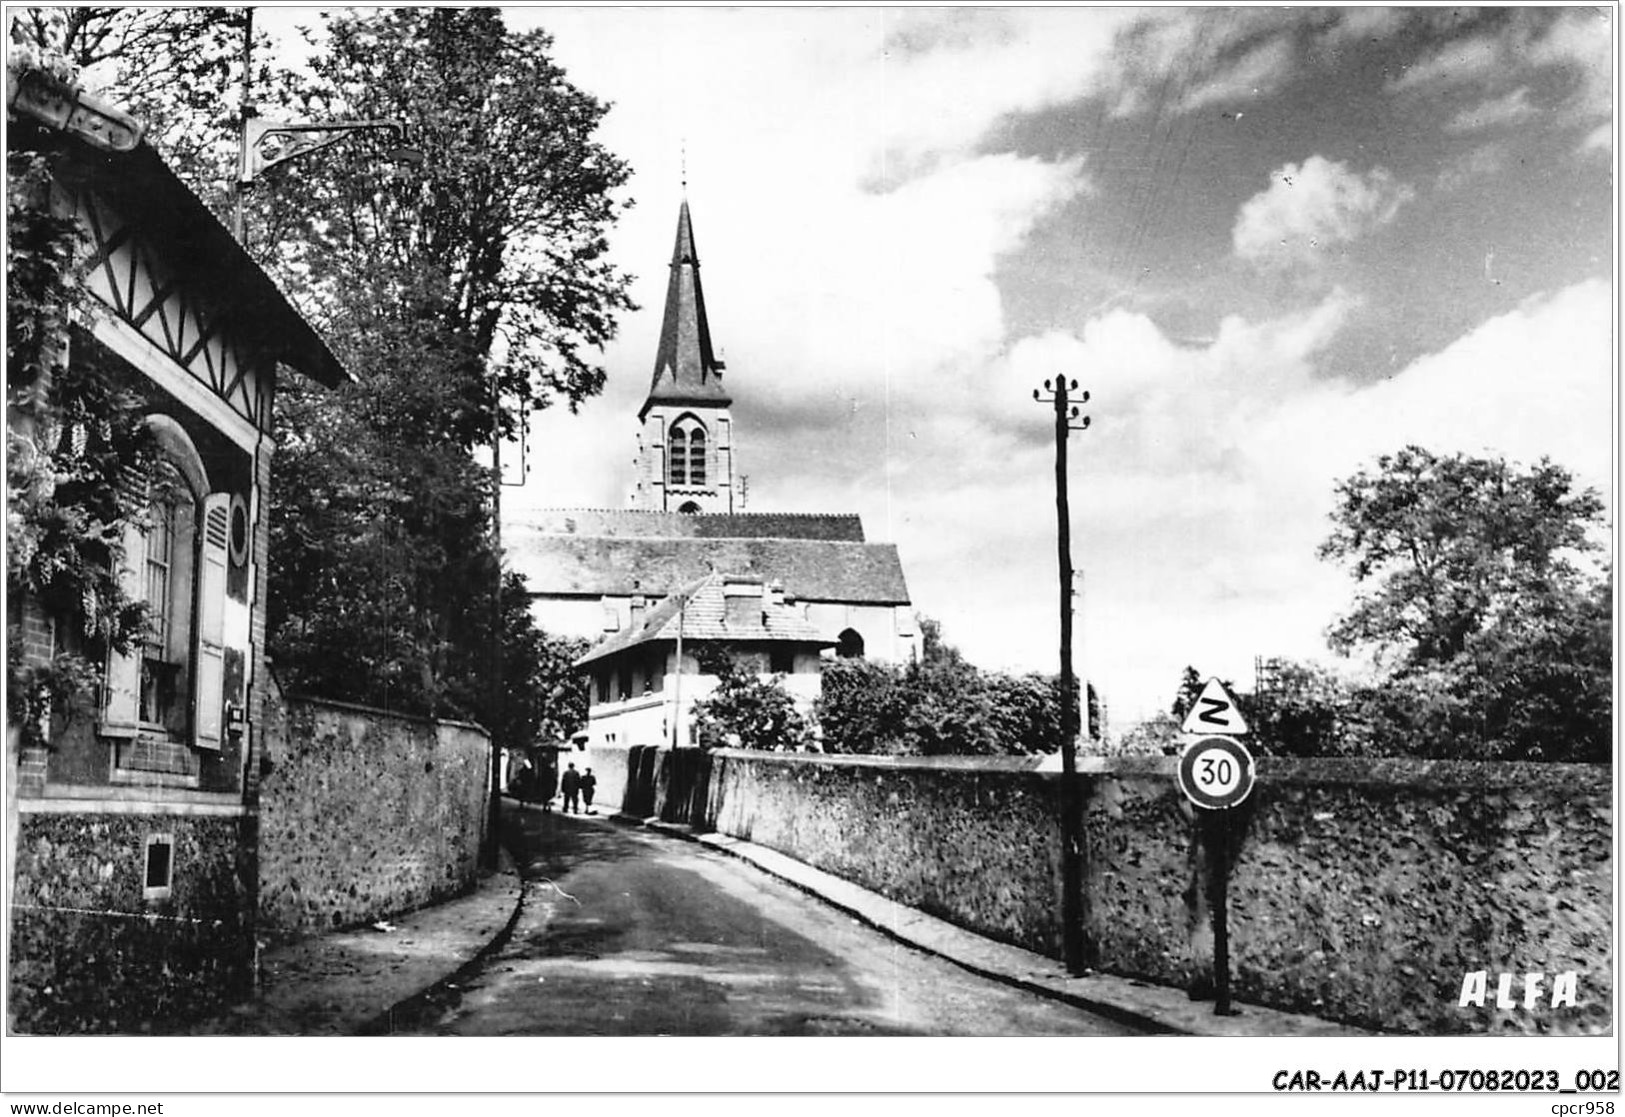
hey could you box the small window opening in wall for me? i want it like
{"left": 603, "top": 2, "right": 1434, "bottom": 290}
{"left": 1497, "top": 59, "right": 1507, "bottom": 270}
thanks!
{"left": 144, "top": 834, "right": 174, "bottom": 900}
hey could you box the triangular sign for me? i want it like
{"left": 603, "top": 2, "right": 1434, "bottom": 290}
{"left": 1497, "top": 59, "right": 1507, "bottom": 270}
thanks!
{"left": 1180, "top": 677, "right": 1250, "bottom": 735}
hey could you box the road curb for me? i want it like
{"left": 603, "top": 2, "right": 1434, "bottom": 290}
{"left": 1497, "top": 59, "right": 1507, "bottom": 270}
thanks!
{"left": 354, "top": 873, "right": 529, "bottom": 1036}
{"left": 604, "top": 812, "right": 1371, "bottom": 1038}
{"left": 610, "top": 814, "right": 1187, "bottom": 1035}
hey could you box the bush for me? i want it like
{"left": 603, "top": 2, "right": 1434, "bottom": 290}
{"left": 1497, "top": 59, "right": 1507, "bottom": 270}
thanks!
{"left": 691, "top": 647, "right": 809, "bottom": 752}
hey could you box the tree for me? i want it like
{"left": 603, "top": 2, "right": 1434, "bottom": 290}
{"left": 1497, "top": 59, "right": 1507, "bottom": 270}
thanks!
{"left": 1320, "top": 447, "right": 1610, "bottom": 761}
{"left": 255, "top": 10, "right": 635, "bottom": 719}
{"left": 1319, "top": 446, "right": 1605, "bottom": 668}
{"left": 8, "top": 8, "right": 253, "bottom": 209}
{"left": 1246, "top": 659, "right": 1364, "bottom": 758}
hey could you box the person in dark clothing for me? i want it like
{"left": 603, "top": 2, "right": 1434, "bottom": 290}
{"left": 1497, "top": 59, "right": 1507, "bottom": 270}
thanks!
{"left": 580, "top": 768, "right": 598, "bottom": 814}
{"left": 561, "top": 762, "right": 581, "bottom": 814}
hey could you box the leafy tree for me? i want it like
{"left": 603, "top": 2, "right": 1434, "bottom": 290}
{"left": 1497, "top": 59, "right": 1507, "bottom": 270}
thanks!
{"left": 691, "top": 647, "right": 808, "bottom": 752}
{"left": 1246, "top": 658, "right": 1364, "bottom": 758}
{"left": 1320, "top": 446, "right": 1605, "bottom": 668}
{"left": 1170, "top": 665, "right": 1204, "bottom": 722}
{"left": 254, "top": 9, "right": 634, "bottom": 721}
{"left": 1319, "top": 447, "right": 1610, "bottom": 762}
{"left": 8, "top": 8, "right": 254, "bottom": 208}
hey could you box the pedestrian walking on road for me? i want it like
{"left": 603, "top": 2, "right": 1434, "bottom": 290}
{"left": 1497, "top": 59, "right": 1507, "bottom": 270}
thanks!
{"left": 581, "top": 768, "right": 598, "bottom": 814}
{"left": 561, "top": 762, "right": 581, "bottom": 814}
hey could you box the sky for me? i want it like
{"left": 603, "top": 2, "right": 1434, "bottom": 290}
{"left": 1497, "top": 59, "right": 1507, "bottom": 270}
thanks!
{"left": 264, "top": 5, "right": 1616, "bottom": 725}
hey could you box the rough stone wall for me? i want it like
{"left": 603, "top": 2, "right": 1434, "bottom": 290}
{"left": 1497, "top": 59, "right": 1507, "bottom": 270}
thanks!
{"left": 705, "top": 752, "right": 1065, "bottom": 954}
{"left": 256, "top": 691, "right": 489, "bottom": 938}
{"left": 9, "top": 811, "right": 254, "bottom": 1033}
{"left": 675, "top": 749, "right": 1611, "bottom": 1035}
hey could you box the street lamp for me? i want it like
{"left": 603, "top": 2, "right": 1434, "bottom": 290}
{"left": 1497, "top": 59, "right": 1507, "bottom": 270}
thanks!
{"left": 231, "top": 8, "right": 422, "bottom": 240}
{"left": 1032, "top": 375, "right": 1092, "bottom": 976}
{"left": 233, "top": 113, "right": 421, "bottom": 241}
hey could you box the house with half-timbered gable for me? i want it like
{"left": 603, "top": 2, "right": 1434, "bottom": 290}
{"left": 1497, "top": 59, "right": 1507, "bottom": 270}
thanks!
{"left": 7, "top": 68, "right": 347, "bottom": 1032}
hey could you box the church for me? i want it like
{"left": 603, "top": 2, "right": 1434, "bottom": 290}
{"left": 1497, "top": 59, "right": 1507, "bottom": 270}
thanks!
{"left": 508, "top": 199, "right": 918, "bottom": 675}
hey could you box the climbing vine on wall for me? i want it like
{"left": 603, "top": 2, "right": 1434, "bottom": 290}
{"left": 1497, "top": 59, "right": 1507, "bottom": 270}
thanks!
{"left": 6, "top": 132, "right": 155, "bottom": 745}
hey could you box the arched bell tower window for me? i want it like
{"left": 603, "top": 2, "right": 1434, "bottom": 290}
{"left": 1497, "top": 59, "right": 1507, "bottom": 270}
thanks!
{"left": 688, "top": 427, "right": 707, "bottom": 485}
{"left": 836, "top": 628, "right": 865, "bottom": 659}
{"left": 668, "top": 427, "right": 688, "bottom": 486}
{"left": 668, "top": 416, "right": 707, "bottom": 488}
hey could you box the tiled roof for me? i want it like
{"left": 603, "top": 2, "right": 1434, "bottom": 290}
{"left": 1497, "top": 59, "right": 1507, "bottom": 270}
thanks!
{"left": 511, "top": 533, "right": 910, "bottom": 605}
{"left": 575, "top": 574, "right": 833, "bottom": 667}
{"left": 17, "top": 94, "right": 349, "bottom": 387}
{"left": 508, "top": 508, "right": 866, "bottom": 542}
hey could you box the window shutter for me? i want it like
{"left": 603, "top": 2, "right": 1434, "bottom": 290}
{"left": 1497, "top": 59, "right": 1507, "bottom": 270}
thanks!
{"left": 99, "top": 516, "right": 145, "bottom": 737}
{"left": 192, "top": 493, "right": 230, "bottom": 750}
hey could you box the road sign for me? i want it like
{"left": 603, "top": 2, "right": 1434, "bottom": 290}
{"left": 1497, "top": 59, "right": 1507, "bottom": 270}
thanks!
{"left": 1177, "top": 735, "right": 1256, "bottom": 810}
{"left": 1179, "top": 676, "right": 1250, "bottom": 735}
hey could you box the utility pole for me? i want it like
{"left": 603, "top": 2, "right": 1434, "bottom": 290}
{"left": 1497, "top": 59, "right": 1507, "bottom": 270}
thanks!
{"left": 483, "top": 406, "right": 504, "bottom": 871}
{"left": 1032, "top": 375, "right": 1092, "bottom": 976}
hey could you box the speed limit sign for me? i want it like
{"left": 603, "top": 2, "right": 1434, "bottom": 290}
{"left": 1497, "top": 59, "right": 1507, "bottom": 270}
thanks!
{"left": 1177, "top": 736, "right": 1256, "bottom": 810}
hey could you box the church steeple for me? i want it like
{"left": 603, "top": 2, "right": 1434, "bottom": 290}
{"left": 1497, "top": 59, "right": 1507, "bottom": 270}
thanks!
{"left": 640, "top": 200, "right": 730, "bottom": 421}
{"left": 630, "top": 199, "right": 737, "bottom": 514}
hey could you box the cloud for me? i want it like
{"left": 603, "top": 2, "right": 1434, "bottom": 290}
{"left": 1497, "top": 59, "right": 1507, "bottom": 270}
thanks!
{"left": 1435, "top": 144, "right": 1508, "bottom": 192}
{"left": 1444, "top": 87, "right": 1536, "bottom": 133}
{"left": 1525, "top": 7, "right": 1613, "bottom": 121}
{"left": 1100, "top": 10, "right": 1306, "bottom": 117}
{"left": 924, "top": 278, "right": 1613, "bottom": 723}
{"left": 1313, "top": 8, "right": 1414, "bottom": 52}
{"left": 1179, "top": 36, "right": 1296, "bottom": 112}
{"left": 1233, "top": 157, "right": 1415, "bottom": 270}
{"left": 1580, "top": 123, "right": 1612, "bottom": 155}
{"left": 1387, "top": 32, "right": 1504, "bottom": 94}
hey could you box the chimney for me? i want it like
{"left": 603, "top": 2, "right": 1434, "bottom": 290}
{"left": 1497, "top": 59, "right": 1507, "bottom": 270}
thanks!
{"left": 768, "top": 579, "right": 785, "bottom": 609}
{"left": 723, "top": 577, "right": 761, "bottom": 628}
{"left": 629, "top": 593, "right": 647, "bottom": 629}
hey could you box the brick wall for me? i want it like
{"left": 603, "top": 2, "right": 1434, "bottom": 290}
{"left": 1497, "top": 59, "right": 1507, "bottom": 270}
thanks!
{"left": 602, "top": 746, "right": 1612, "bottom": 1035}
{"left": 256, "top": 682, "right": 490, "bottom": 938}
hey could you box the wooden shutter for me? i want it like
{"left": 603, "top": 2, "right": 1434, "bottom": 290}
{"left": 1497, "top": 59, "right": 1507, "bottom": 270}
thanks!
{"left": 191, "top": 493, "right": 230, "bottom": 750}
{"left": 99, "top": 516, "right": 145, "bottom": 737}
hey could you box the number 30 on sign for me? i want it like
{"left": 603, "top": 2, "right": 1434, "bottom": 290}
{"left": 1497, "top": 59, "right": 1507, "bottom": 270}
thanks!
{"left": 1177, "top": 736, "right": 1256, "bottom": 810}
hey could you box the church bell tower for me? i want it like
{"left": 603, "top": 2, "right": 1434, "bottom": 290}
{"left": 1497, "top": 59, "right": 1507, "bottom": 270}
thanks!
{"left": 630, "top": 200, "right": 736, "bottom": 514}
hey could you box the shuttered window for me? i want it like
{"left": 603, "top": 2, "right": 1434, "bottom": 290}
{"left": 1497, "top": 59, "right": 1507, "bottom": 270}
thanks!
{"left": 191, "top": 493, "right": 231, "bottom": 750}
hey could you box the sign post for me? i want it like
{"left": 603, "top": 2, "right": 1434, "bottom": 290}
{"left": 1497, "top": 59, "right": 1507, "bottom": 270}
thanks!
{"left": 1176, "top": 678, "right": 1254, "bottom": 1017}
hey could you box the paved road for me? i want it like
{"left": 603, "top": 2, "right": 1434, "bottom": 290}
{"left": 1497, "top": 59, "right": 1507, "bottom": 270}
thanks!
{"left": 383, "top": 810, "right": 1143, "bottom": 1036}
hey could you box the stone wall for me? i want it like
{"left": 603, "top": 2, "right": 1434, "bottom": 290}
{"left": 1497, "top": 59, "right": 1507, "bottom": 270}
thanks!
{"left": 257, "top": 689, "right": 490, "bottom": 938}
{"left": 9, "top": 809, "right": 254, "bottom": 1033}
{"left": 603, "top": 746, "right": 1612, "bottom": 1035}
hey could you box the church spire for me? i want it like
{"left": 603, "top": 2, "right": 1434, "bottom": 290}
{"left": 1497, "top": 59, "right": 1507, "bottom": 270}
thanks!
{"left": 641, "top": 199, "right": 729, "bottom": 421}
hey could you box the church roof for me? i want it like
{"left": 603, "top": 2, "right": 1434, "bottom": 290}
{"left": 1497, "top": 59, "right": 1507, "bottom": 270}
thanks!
{"left": 509, "top": 508, "right": 866, "bottom": 542}
{"left": 576, "top": 573, "right": 832, "bottom": 667}
{"left": 510, "top": 532, "right": 911, "bottom": 606}
{"left": 641, "top": 200, "right": 730, "bottom": 420}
